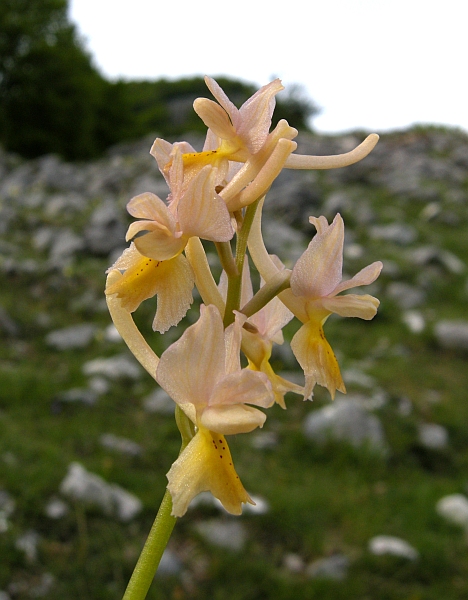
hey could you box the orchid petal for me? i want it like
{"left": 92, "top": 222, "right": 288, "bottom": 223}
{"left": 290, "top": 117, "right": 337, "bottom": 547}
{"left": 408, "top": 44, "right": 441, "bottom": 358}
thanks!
{"left": 237, "top": 79, "right": 284, "bottom": 154}
{"left": 105, "top": 244, "right": 166, "bottom": 313}
{"left": 193, "top": 98, "right": 237, "bottom": 141}
{"left": 210, "top": 370, "right": 273, "bottom": 409}
{"left": 291, "top": 320, "right": 346, "bottom": 400}
{"left": 321, "top": 294, "right": 380, "bottom": 320}
{"left": 200, "top": 405, "right": 267, "bottom": 435}
{"left": 132, "top": 229, "right": 186, "bottom": 262}
{"left": 127, "top": 192, "right": 174, "bottom": 224}
{"left": 156, "top": 304, "right": 225, "bottom": 408}
{"left": 204, "top": 76, "right": 240, "bottom": 129}
{"left": 167, "top": 427, "right": 252, "bottom": 517}
{"left": 177, "top": 166, "right": 234, "bottom": 242}
{"left": 332, "top": 261, "right": 383, "bottom": 295}
{"left": 151, "top": 254, "right": 194, "bottom": 333}
{"left": 290, "top": 214, "right": 344, "bottom": 298}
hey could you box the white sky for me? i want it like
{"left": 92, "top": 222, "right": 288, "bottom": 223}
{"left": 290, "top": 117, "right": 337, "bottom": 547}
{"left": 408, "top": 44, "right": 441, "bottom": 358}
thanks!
{"left": 69, "top": 0, "right": 467, "bottom": 135}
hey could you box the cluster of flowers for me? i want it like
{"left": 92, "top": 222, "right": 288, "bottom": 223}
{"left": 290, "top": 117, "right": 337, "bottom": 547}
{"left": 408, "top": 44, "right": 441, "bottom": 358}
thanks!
{"left": 105, "top": 77, "right": 382, "bottom": 518}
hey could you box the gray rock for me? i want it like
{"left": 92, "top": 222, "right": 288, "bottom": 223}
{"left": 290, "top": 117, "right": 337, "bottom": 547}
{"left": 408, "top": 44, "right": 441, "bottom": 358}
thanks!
{"left": 250, "top": 431, "right": 279, "bottom": 450}
{"left": 57, "top": 388, "right": 98, "bottom": 405}
{"left": 410, "top": 246, "right": 465, "bottom": 274}
{"left": 0, "top": 306, "right": 19, "bottom": 336}
{"left": 100, "top": 433, "right": 143, "bottom": 457}
{"left": 15, "top": 530, "right": 41, "bottom": 562}
{"left": 157, "top": 549, "right": 183, "bottom": 577}
{"left": 386, "top": 282, "right": 426, "bottom": 309}
{"left": 418, "top": 423, "right": 449, "bottom": 449}
{"left": 0, "top": 490, "right": 15, "bottom": 533}
{"left": 84, "top": 200, "right": 127, "bottom": 255}
{"left": 194, "top": 519, "right": 247, "bottom": 551}
{"left": 368, "top": 535, "right": 418, "bottom": 560}
{"left": 434, "top": 320, "right": 468, "bottom": 352}
{"left": 45, "top": 324, "right": 97, "bottom": 350}
{"left": 283, "top": 553, "right": 305, "bottom": 573}
{"left": 104, "top": 323, "right": 123, "bottom": 343}
{"left": 436, "top": 494, "right": 468, "bottom": 528}
{"left": 369, "top": 223, "right": 417, "bottom": 245}
{"left": 306, "top": 554, "right": 349, "bottom": 580}
{"left": 83, "top": 354, "right": 142, "bottom": 380}
{"left": 45, "top": 497, "right": 69, "bottom": 519}
{"left": 402, "top": 310, "right": 426, "bottom": 333}
{"left": 48, "top": 228, "right": 85, "bottom": 264}
{"left": 303, "top": 398, "right": 386, "bottom": 451}
{"left": 59, "top": 462, "right": 142, "bottom": 521}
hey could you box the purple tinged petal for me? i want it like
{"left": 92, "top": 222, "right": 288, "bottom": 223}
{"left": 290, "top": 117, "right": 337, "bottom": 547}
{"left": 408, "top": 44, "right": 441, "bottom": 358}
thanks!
{"left": 209, "top": 370, "right": 273, "bottom": 409}
{"left": 332, "top": 261, "right": 383, "bottom": 295}
{"left": 193, "top": 98, "right": 237, "bottom": 141}
{"left": 177, "top": 166, "right": 233, "bottom": 242}
{"left": 291, "top": 214, "right": 344, "bottom": 299}
{"left": 156, "top": 304, "right": 225, "bottom": 405}
{"left": 237, "top": 79, "right": 284, "bottom": 154}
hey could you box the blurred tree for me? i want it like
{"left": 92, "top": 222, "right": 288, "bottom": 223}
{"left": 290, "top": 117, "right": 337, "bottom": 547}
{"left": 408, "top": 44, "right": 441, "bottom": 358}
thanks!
{"left": 0, "top": 0, "right": 131, "bottom": 159}
{"left": 122, "top": 76, "right": 319, "bottom": 140}
{"left": 0, "top": 1, "right": 318, "bottom": 160}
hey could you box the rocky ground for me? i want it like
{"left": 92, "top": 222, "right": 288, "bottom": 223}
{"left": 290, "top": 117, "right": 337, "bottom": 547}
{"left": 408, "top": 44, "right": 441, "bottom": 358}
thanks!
{"left": 1, "top": 126, "right": 468, "bottom": 599}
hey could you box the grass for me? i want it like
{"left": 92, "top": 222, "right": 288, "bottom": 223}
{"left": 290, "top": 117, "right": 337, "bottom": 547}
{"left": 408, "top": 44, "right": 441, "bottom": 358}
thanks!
{"left": 1, "top": 127, "right": 468, "bottom": 598}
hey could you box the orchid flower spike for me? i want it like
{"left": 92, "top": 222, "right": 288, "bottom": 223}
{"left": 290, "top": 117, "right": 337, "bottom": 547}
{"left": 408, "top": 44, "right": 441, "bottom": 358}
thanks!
{"left": 156, "top": 304, "right": 274, "bottom": 516}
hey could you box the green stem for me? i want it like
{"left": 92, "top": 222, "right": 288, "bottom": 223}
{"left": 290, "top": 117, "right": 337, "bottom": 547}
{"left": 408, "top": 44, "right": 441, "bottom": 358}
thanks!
{"left": 240, "top": 269, "right": 291, "bottom": 318}
{"left": 122, "top": 490, "right": 176, "bottom": 600}
{"left": 223, "top": 199, "right": 261, "bottom": 327}
{"left": 122, "top": 408, "right": 194, "bottom": 600}
{"left": 214, "top": 241, "right": 238, "bottom": 277}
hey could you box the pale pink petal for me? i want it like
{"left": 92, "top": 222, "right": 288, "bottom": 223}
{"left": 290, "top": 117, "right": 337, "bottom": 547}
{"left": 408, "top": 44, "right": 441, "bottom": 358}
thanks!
{"left": 151, "top": 254, "right": 195, "bottom": 333}
{"left": 127, "top": 193, "right": 173, "bottom": 224}
{"left": 308, "top": 215, "right": 329, "bottom": 235}
{"left": 204, "top": 77, "right": 240, "bottom": 129}
{"left": 126, "top": 219, "right": 171, "bottom": 241}
{"left": 177, "top": 166, "right": 234, "bottom": 242}
{"left": 209, "top": 370, "right": 273, "bottom": 409}
{"left": 250, "top": 294, "right": 294, "bottom": 341}
{"left": 237, "top": 79, "right": 284, "bottom": 153}
{"left": 290, "top": 214, "right": 344, "bottom": 299}
{"left": 133, "top": 229, "right": 186, "bottom": 262}
{"left": 156, "top": 304, "right": 224, "bottom": 402}
{"left": 193, "top": 98, "right": 237, "bottom": 141}
{"left": 332, "top": 261, "right": 383, "bottom": 295}
{"left": 200, "top": 404, "right": 267, "bottom": 435}
{"left": 321, "top": 294, "right": 380, "bottom": 320}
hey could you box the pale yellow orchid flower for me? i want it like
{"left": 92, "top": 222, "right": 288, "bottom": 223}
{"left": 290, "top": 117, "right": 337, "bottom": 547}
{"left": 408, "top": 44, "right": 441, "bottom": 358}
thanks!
{"left": 105, "top": 243, "right": 194, "bottom": 334}
{"left": 126, "top": 165, "right": 233, "bottom": 260}
{"left": 156, "top": 304, "right": 274, "bottom": 516}
{"left": 285, "top": 214, "right": 383, "bottom": 399}
{"left": 106, "top": 156, "right": 235, "bottom": 333}
{"left": 151, "top": 78, "right": 379, "bottom": 215}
